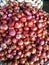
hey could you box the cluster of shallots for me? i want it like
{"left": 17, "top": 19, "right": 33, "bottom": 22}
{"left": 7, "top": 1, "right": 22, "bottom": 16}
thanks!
{"left": 0, "top": 2, "right": 49, "bottom": 65}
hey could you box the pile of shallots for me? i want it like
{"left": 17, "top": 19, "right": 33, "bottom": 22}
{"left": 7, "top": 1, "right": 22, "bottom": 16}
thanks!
{"left": 0, "top": 2, "right": 49, "bottom": 65}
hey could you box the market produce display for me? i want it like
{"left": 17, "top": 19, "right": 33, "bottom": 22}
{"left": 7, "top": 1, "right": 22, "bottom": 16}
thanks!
{"left": 0, "top": 2, "right": 49, "bottom": 65}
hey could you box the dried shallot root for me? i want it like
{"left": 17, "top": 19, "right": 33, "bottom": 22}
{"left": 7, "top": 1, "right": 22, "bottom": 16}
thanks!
{"left": 0, "top": 2, "right": 49, "bottom": 65}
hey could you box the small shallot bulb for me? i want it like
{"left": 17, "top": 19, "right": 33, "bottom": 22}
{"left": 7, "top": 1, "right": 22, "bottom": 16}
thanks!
{"left": 24, "top": 26, "right": 29, "bottom": 31}
{"left": 15, "top": 22, "right": 23, "bottom": 28}
{"left": 4, "top": 38, "right": 11, "bottom": 45}
{"left": 44, "top": 57, "right": 48, "bottom": 62}
{"left": 33, "top": 20, "right": 37, "bottom": 23}
{"left": 40, "top": 51, "right": 46, "bottom": 59}
{"left": 31, "top": 36, "right": 36, "bottom": 42}
{"left": 40, "top": 40, "right": 45, "bottom": 45}
{"left": 25, "top": 62, "right": 29, "bottom": 65}
{"left": 14, "top": 60, "right": 18, "bottom": 65}
{"left": 20, "top": 16, "right": 27, "bottom": 22}
{"left": 0, "top": 48, "right": 2, "bottom": 51}
{"left": 27, "top": 45, "right": 32, "bottom": 50}
{"left": 18, "top": 51, "right": 22, "bottom": 56}
{"left": 34, "top": 61, "right": 40, "bottom": 65}
{"left": 15, "top": 55, "right": 20, "bottom": 60}
{"left": 2, "top": 14, "right": 7, "bottom": 19}
{"left": 18, "top": 28, "right": 23, "bottom": 32}
{"left": 8, "top": 21, "right": 15, "bottom": 27}
{"left": 40, "top": 15, "right": 43, "bottom": 19}
{"left": 37, "top": 28, "right": 43, "bottom": 34}
{"left": 38, "top": 23, "right": 43, "bottom": 29}
{"left": 2, "top": 33, "right": 6, "bottom": 37}
{"left": 38, "top": 11, "right": 43, "bottom": 16}
{"left": 40, "top": 59, "right": 44, "bottom": 65}
{"left": 15, "top": 17, "right": 19, "bottom": 21}
{"left": 47, "top": 36, "right": 49, "bottom": 42}
{"left": 1, "top": 43, "right": 7, "bottom": 49}
{"left": 32, "top": 44, "right": 36, "bottom": 47}
{"left": 17, "top": 14, "right": 22, "bottom": 18}
{"left": 25, "top": 51, "right": 31, "bottom": 57}
{"left": 10, "top": 44, "right": 16, "bottom": 50}
{"left": 24, "top": 40, "right": 30, "bottom": 46}
{"left": 8, "top": 13, "right": 12, "bottom": 17}
{"left": 12, "top": 38, "right": 17, "bottom": 44}
{"left": 8, "top": 49, "right": 12, "bottom": 54}
{"left": 36, "top": 57, "right": 39, "bottom": 61}
{"left": 8, "top": 62, "right": 12, "bottom": 65}
{"left": 29, "top": 61, "right": 34, "bottom": 65}
{"left": 6, "top": 54, "right": 13, "bottom": 59}
{"left": 0, "top": 52, "right": 4, "bottom": 56}
{"left": 20, "top": 54, "right": 24, "bottom": 58}
{"left": 28, "top": 21, "right": 33, "bottom": 27}
{"left": 20, "top": 58, "right": 26, "bottom": 64}
{"left": 12, "top": 50, "right": 16, "bottom": 56}
{"left": 47, "top": 52, "right": 49, "bottom": 59}
{"left": 0, "top": 24, "right": 8, "bottom": 30}
{"left": 44, "top": 44, "right": 49, "bottom": 50}
{"left": 30, "top": 32, "right": 35, "bottom": 37}
{"left": 27, "top": 16, "right": 32, "bottom": 21}
{"left": 19, "top": 45, "right": 24, "bottom": 50}
{"left": 9, "top": 29, "right": 16, "bottom": 36}
{"left": 16, "top": 34, "right": 22, "bottom": 39}
{"left": 37, "top": 45, "right": 42, "bottom": 51}
{"left": 31, "top": 47, "right": 36, "bottom": 54}
{"left": 31, "top": 55, "right": 37, "bottom": 62}
{"left": 37, "top": 50, "right": 41, "bottom": 56}
{"left": 25, "top": 10, "right": 31, "bottom": 16}
{"left": 32, "top": 9, "right": 37, "bottom": 15}
{"left": 39, "top": 19, "right": 44, "bottom": 23}
{"left": 37, "top": 32, "right": 42, "bottom": 38}
{"left": 23, "top": 32, "right": 29, "bottom": 38}
{"left": 18, "top": 40, "right": 23, "bottom": 46}
{"left": 32, "top": 26, "right": 37, "bottom": 31}
{"left": 1, "top": 57, "right": 5, "bottom": 61}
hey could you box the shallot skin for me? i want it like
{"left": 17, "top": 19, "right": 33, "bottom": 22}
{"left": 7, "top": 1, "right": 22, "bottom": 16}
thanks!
{"left": 0, "top": 2, "right": 49, "bottom": 65}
